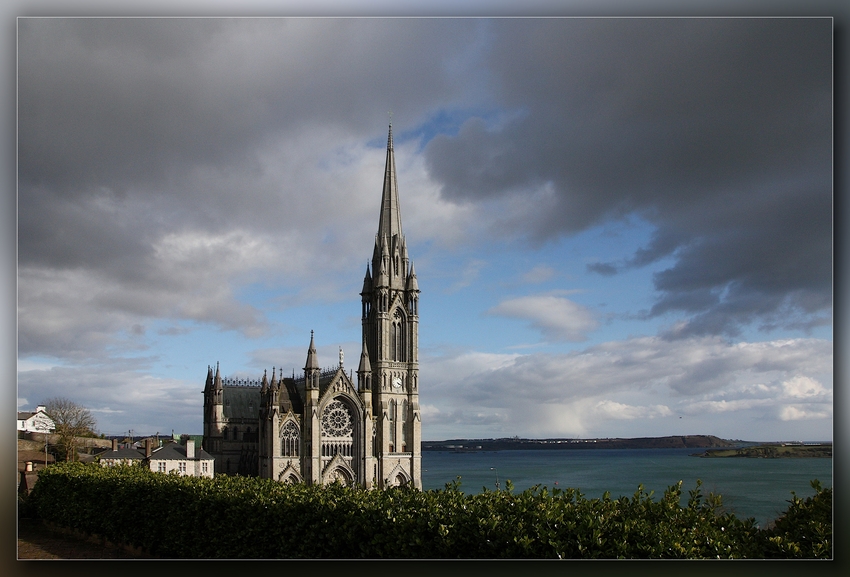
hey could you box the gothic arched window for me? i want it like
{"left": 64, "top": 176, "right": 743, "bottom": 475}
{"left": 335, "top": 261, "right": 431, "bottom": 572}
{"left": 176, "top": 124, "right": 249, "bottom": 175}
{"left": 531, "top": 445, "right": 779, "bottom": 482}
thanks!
{"left": 392, "top": 309, "right": 406, "bottom": 362}
{"left": 401, "top": 399, "right": 409, "bottom": 452}
{"left": 389, "top": 399, "right": 397, "bottom": 448}
{"left": 281, "top": 420, "right": 299, "bottom": 457}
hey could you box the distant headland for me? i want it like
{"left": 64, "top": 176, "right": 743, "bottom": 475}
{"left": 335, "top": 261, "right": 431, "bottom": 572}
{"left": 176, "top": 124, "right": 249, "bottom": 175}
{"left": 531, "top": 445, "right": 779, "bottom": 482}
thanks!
{"left": 422, "top": 435, "right": 739, "bottom": 452}
{"left": 692, "top": 443, "right": 832, "bottom": 459}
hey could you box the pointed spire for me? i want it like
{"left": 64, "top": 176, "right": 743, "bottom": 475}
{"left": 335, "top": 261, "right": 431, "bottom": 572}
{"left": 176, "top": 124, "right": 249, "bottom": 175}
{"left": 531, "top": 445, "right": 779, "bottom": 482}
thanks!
{"left": 361, "top": 262, "right": 372, "bottom": 294}
{"left": 305, "top": 330, "right": 319, "bottom": 371}
{"left": 400, "top": 234, "right": 408, "bottom": 261}
{"left": 204, "top": 365, "right": 213, "bottom": 393}
{"left": 376, "top": 239, "right": 389, "bottom": 287}
{"left": 270, "top": 367, "right": 278, "bottom": 392}
{"left": 358, "top": 339, "right": 372, "bottom": 374}
{"left": 261, "top": 369, "right": 269, "bottom": 393}
{"left": 407, "top": 260, "right": 419, "bottom": 292}
{"left": 377, "top": 123, "right": 403, "bottom": 240}
{"left": 213, "top": 361, "right": 222, "bottom": 391}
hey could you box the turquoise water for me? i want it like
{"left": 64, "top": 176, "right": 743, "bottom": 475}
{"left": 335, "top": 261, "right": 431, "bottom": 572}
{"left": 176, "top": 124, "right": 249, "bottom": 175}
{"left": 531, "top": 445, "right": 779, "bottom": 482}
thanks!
{"left": 421, "top": 448, "right": 832, "bottom": 528}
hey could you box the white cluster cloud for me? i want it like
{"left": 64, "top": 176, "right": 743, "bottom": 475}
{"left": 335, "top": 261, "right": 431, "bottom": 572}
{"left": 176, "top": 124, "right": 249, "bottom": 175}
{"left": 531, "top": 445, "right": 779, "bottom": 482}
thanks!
{"left": 421, "top": 336, "right": 832, "bottom": 440}
{"left": 593, "top": 400, "right": 673, "bottom": 421}
{"left": 488, "top": 292, "right": 598, "bottom": 341}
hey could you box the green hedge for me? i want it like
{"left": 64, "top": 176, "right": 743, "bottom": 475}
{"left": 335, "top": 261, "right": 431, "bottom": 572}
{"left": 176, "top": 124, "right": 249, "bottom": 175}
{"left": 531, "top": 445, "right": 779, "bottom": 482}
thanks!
{"left": 22, "top": 462, "right": 831, "bottom": 559}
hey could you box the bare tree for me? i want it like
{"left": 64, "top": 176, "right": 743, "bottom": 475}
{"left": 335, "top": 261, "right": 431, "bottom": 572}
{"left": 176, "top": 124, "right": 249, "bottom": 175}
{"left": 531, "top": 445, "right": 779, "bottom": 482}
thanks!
{"left": 43, "top": 397, "right": 97, "bottom": 462}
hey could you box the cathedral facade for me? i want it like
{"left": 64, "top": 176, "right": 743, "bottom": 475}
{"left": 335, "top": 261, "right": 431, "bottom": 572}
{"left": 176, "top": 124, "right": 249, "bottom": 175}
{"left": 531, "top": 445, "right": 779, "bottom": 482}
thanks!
{"left": 202, "top": 125, "right": 422, "bottom": 488}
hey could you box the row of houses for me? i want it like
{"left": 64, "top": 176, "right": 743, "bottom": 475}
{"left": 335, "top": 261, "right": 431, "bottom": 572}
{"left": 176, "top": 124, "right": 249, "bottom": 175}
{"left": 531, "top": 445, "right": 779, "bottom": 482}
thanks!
{"left": 18, "top": 406, "right": 215, "bottom": 492}
{"left": 99, "top": 438, "right": 215, "bottom": 478}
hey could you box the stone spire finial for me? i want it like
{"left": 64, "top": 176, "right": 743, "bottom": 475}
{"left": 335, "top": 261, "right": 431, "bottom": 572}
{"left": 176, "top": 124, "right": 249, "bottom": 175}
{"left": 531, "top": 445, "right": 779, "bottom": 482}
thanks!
{"left": 339, "top": 347, "right": 344, "bottom": 368}
{"left": 358, "top": 339, "right": 371, "bottom": 374}
{"left": 305, "top": 330, "right": 319, "bottom": 370}
{"left": 361, "top": 262, "right": 372, "bottom": 294}
{"left": 407, "top": 260, "right": 419, "bottom": 292}
{"left": 204, "top": 365, "right": 214, "bottom": 393}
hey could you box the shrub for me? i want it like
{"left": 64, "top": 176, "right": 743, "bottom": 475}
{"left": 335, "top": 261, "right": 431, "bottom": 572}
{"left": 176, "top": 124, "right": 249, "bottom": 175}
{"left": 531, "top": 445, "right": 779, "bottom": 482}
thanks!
{"left": 25, "top": 463, "right": 828, "bottom": 559}
{"left": 760, "top": 480, "right": 831, "bottom": 559}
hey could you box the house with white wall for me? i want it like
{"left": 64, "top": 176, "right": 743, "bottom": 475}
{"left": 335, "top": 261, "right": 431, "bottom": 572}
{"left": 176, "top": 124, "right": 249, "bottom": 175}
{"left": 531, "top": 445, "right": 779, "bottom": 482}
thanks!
{"left": 17, "top": 405, "right": 55, "bottom": 434}
{"left": 148, "top": 439, "right": 214, "bottom": 478}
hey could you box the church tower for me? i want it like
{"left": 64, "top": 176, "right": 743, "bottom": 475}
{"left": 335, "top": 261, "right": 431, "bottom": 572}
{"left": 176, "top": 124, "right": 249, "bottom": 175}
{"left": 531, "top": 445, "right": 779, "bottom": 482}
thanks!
{"left": 360, "top": 123, "right": 422, "bottom": 488}
{"left": 204, "top": 122, "right": 421, "bottom": 488}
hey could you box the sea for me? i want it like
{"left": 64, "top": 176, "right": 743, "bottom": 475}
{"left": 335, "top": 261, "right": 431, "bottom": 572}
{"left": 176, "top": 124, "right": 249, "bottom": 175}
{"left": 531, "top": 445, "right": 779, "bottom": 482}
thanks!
{"left": 420, "top": 448, "right": 832, "bottom": 528}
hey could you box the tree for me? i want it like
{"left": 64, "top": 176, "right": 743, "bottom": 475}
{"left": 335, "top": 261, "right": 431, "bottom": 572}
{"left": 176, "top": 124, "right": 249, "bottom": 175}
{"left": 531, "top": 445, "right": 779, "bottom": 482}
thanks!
{"left": 43, "top": 397, "right": 97, "bottom": 462}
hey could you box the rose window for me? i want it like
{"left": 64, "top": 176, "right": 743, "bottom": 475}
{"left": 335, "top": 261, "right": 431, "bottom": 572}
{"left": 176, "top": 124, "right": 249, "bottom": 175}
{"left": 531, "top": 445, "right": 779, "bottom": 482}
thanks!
{"left": 321, "top": 400, "right": 353, "bottom": 437}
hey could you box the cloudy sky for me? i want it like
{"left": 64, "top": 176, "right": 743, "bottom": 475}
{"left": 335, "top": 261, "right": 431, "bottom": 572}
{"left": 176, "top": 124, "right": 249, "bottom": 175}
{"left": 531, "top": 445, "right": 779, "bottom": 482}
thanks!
{"left": 16, "top": 16, "right": 833, "bottom": 441}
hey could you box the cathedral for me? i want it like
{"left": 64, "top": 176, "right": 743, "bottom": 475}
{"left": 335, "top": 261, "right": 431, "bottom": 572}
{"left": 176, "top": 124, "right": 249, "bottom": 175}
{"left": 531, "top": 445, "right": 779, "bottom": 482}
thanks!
{"left": 202, "top": 124, "right": 422, "bottom": 488}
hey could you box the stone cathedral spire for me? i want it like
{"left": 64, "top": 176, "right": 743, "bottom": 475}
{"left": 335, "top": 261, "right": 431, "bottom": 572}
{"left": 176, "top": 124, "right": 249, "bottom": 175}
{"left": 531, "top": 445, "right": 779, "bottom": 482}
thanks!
{"left": 361, "top": 122, "right": 422, "bottom": 489}
{"left": 204, "top": 122, "right": 420, "bottom": 488}
{"left": 377, "top": 122, "right": 403, "bottom": 241}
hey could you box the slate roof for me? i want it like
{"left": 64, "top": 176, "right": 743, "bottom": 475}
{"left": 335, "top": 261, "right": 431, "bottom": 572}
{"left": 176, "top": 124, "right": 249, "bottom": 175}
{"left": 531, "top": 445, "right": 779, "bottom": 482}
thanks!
{"left": 96, "top": 447, "right": 146, "bottom": 460}
{"left": 149, "top": 443, "right": 213, "bottom": 461}
{"left": 276, "top": 378, "right": 304, "bottom": 415}
{"left": 222, "top": 386, "right": 261, "bottom": 420}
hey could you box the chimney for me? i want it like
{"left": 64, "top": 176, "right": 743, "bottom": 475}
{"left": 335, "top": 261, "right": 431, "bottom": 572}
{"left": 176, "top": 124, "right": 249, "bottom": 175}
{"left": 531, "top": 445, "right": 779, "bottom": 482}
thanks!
{"left": 145, "top": 439, "right": 152, "bottom": 458}
{"left": 112, "top": 439, "right": 118, "bottom": 451}
{"left": 186, "top": 439, "right": 195, "bottom": 459}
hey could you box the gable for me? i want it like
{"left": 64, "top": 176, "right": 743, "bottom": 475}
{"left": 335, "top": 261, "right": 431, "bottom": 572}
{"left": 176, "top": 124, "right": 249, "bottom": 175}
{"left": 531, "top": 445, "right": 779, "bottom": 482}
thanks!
{"left": 318, "top": 369, "right": 362, "bottom": 409}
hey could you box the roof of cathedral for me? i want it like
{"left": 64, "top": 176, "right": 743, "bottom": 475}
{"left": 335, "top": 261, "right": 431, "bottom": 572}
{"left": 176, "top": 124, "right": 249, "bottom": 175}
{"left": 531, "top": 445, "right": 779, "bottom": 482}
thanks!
{"left": 222, "top": 386, "right": 261, "bottom": 420}
{"left": 276, "top": 377, "right": 304, "bottom": 415}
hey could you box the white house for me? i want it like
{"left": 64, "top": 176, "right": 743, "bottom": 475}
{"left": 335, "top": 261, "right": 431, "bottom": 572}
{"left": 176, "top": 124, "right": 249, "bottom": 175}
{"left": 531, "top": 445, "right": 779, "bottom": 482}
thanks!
{"left": 17, "top": 405, "right": 55, "bottom": 434}
{"left": 148, "top": 439, "right": 214, "bottom": 478}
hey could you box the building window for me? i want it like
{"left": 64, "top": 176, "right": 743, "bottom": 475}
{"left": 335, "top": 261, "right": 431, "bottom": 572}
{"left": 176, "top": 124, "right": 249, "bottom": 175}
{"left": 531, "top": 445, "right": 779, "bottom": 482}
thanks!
{"left": 320, "top": 399, "right": 354, "bottom": 460}
{"left": 178, "top": 461, "right": 186, "bottom": 474}
{"left": 281, "top": 420, "right": 300, "bottom": 457}
{"left": 202, "top": 462, "right": 208, "bottom": 474}
{"left": 389, "top": 399, "right": 397, "bottom": 448}
{"left": 402, "top": 399, "right": 409, "bottom": 450}
{"left": 157, "top": 462, "right": 166, "bottom": 472}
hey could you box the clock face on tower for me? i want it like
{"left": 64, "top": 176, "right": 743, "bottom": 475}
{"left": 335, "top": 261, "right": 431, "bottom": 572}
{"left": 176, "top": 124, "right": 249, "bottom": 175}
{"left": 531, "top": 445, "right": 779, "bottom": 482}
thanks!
{"left": 392, "top": 377, "right": 402, "bottom": 390}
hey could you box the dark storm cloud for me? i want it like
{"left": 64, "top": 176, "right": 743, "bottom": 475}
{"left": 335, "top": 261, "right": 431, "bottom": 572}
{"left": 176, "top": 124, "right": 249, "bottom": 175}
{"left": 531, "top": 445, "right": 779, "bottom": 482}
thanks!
{"left": 17, "top": 18, "right": 481, "bottom": 266}
{"left": 18, "top": 18, "right": 480, "bottom": 197}
{"left": 17, "top": 18, "right": 484, "bottom": 356}
{"left": 425, "top": 18, "right": 832, "bottom": 337}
